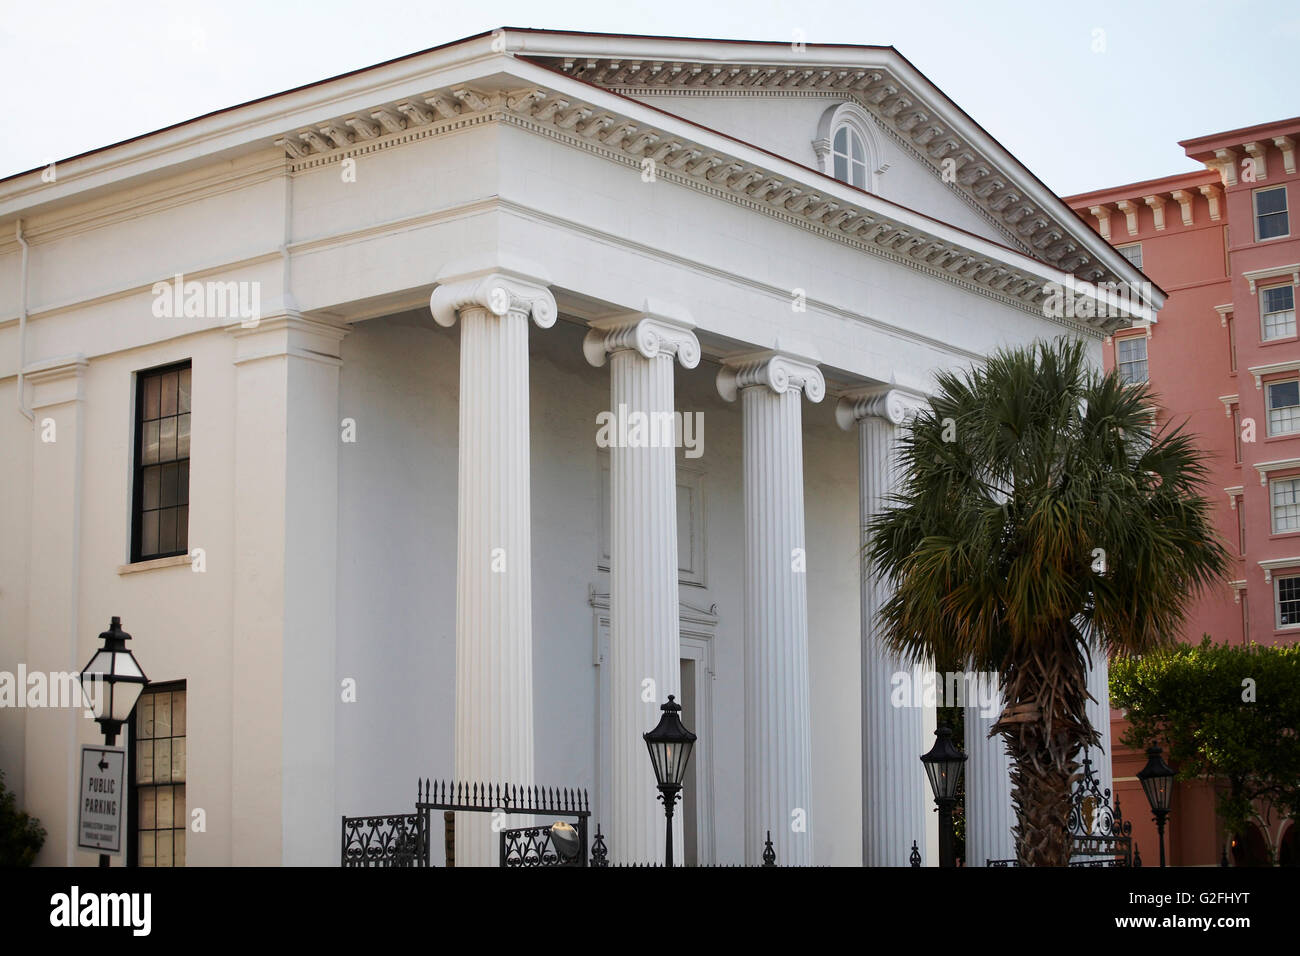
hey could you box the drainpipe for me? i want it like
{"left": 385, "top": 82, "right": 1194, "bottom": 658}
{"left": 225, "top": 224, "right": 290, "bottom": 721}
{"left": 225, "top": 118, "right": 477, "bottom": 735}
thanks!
{"left": 16, "top": 219, "right": 33, "bottom": 422}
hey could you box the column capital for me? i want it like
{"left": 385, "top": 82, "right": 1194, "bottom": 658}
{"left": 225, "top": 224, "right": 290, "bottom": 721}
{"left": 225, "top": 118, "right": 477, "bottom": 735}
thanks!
{"left": 835, "top": 385, "right": 929, "bottom": 429}
{"left": 429, "top": 257, "right": 556, "bottom": 330}
{"left": 582, "top": 301, "right": 699, "bottom": 369}
{"left": 716, "top": 350, "right": 825, "bottom": 403}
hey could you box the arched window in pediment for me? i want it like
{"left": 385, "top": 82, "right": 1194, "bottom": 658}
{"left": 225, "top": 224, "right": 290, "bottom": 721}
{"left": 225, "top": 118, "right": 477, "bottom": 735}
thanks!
{"left": 814, "top": 103, "right": 882, "bottom": 193}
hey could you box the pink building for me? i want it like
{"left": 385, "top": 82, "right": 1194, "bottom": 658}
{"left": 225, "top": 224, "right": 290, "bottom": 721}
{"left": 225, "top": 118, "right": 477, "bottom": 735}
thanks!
{"left": 1067, "top": 116, "right": 1300, "bottom": 866}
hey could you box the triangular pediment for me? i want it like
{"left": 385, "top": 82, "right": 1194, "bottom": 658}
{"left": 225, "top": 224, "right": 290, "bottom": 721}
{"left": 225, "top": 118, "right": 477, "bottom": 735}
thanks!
{"left": 510, "top": 34, "right": 1141, "bottom": 288}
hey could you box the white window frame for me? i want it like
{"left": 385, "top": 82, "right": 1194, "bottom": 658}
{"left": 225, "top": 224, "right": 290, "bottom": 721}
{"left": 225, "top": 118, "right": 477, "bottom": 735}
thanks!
{"left": 1275, "top": 572, "right": 1300, "bottom": 629}
{"left": 1267, "top": 378, "right": 1300, "bottom": 436}
{"left": 1116, "top": 242, "right": 1143, "bottom": 270}
{"left": 1255, "top": 185, "right": 1289, "bottom": 242}
{"left": 1260, "top": 283, "right": 1296, "bottom": 341}
{"left": 831, "top": 125, "right": 869, "bottom": 189}
{"left": 813, "top": 103, "right": 881, "bottom": 194}
{"left": 1115, "top": 333, "right": 1148, "bottom": 384}
{"left": 1270, "top": 475, "right": 1300, "bottom": 534}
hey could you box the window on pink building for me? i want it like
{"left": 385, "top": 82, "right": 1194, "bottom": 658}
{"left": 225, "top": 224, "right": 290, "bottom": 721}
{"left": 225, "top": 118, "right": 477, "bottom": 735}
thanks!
{"left": 1255, "top": 186, "right": 1289, "bottom": 241}
{"left": 1116, "top": 335, "right": 1148, "bottom": 384}
{"left": 1227, "top": 316, "right": 1237, "bottom": 372}
{"left": 1267, "top": 380, "right": 1300, "bottom": 436}
{"left": 1276, "top": 574, "right": 1300, "bottom": 628}
{"left": 1238, "top": 499, "right": 1247, "bottom": 555}
{"left": 1271, "top": 477, "right": 1300, "bottom": 533}
{"left": 1261, "top": 285, "right": 1296, "bottom": 341}
{"left": 1232, "top": 407, "right": 1243, "bottom": 463}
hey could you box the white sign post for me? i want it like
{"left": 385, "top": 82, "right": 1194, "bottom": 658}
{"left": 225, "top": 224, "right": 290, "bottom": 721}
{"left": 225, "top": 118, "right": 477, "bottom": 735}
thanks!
{"left": 78, "top": 745, "right": 126, "bottom": 856}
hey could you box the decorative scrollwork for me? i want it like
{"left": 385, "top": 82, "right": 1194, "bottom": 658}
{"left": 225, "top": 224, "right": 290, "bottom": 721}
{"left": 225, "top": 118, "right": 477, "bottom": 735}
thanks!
{"left": 501, "top": 826, "right": 575, "bottom": 867}
{"left": 341, "top": 812, "right": 427, "bottom": 868}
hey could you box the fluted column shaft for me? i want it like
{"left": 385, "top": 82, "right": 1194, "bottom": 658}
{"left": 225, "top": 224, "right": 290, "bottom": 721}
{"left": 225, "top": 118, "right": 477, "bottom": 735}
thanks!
{"left": 839, "top": 387, "right": 932, "bottom": 866}
{"left": 431, "top": 268, "right": 555, "bottom": 866}
{"left": 964, "top": 693, "right": 1016, "bottom": 866}
{"left": 1085, "top": 654, "right": 1114, "bottom": 797}
{"left": 585, "top": 311, "right": 699, "bottom": 864}
{"left": 720, "top": 352, "right": 824, "bottom": 866}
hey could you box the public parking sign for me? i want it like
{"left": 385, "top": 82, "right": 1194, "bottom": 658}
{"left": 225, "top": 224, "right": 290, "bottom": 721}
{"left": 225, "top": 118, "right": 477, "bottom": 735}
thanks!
{"left": 78, "top": 745, "right": 125, "bottom": 854}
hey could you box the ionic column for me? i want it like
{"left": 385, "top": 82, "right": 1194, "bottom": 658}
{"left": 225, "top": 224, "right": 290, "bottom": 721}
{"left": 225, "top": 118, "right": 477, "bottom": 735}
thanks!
{"left": 837, "top": 386, "right": 933, "bottom": 866}
{"left": 1084, "top": 654, "right": 1114, "bottom": 799}
{"left": 584, "top": 306, "right": 699, "bottom": 864}
{"left": 718, "top": 351, "right": 825, "bottom": 866}
{"left": 964, "top": 692, "right": 1016, "bottom": 866}
{"left": 430, "top": 264, "right": 556, "bottom": 866}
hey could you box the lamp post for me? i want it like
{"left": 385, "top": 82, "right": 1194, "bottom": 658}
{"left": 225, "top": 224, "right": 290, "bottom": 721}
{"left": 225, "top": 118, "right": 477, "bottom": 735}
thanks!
{"left": 643, "top": 695, "right": 696, "bottom": 868}
{"left": 79, "top": 616, "right": 148, "bottom": 867}
{"left": 920, "top": 724, "right": 967, "bottom": 868}
{"left": 1137, "top": 745, "right": 1175, "bottom": 868}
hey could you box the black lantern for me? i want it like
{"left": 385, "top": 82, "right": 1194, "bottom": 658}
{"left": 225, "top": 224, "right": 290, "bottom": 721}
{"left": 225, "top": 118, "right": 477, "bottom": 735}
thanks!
{"left": 79, "top": 616, "right": 148, "bottom": 747}
{"left": 920, "top": 724, "right": 967, "bottom": 867}
{"left": 1137, "top": 745, "right": 1175, "bottom": 867}
{"left": 548, "top": 821, "right": 580, "bottom": 864}
{"left": 643, "top": 695, "right": 696, "bottom": 867}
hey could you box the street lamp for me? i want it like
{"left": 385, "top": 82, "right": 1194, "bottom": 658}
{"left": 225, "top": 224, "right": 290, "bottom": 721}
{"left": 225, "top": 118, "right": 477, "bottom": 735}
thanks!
{"left": 79, "top": 617, "right": 148, "bottom": 746}
{"left": 1137, "top": 745, "right": 1175, "bottom": 868}
{"left": 78, "top": 616, "right": 148, "bottom": 868}
{"left": 920, "top": 724, "right": 967, "bottom": 868}
{"left": 643, "top": 694, "right": 696, "bottom": 868}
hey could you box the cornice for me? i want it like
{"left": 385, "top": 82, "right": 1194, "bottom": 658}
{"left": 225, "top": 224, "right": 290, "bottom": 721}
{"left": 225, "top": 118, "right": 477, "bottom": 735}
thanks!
{"left": 248, "top": 72, "right": 1134, "bottom": 333}
{"left": 525, "top": 55, "right": 1139, "bottom": 291}
{"left": 7, "top": 74, "right": 1135, "bottom": 341}
{"left": 0, "top": 153, "right": 286, "bottom": 251}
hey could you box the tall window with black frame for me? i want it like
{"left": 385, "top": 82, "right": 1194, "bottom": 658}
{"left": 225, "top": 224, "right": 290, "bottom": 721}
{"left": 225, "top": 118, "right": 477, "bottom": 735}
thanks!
{"left": 132, "top": 362, "right": 191, "bottom": 562}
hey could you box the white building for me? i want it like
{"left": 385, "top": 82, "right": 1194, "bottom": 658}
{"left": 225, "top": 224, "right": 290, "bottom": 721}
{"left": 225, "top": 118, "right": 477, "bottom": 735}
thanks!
{"left": 0, "top": 28, "right": 1155, "bottom": 867}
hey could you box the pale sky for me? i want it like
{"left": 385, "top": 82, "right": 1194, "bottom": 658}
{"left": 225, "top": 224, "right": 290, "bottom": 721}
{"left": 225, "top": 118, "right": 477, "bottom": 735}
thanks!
{"left": 2, "top": 0, "right": 1296, "bottom": 195}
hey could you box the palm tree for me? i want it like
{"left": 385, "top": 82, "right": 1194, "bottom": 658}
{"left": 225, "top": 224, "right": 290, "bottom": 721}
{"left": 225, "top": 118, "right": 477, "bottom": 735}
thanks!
{"left": 866, "top": 337, "right": 1228, "bottom": 866}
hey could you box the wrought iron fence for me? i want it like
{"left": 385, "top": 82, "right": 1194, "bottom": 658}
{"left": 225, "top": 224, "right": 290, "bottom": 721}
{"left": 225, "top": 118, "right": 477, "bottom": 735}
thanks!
{"left": 588, "top": 826, "right": 785, "bottom": 866}
{"left": 341, "top": 778, "right": 592, "bottom": 867}
{"left": 341, "top": 812, "right": 428, "bottom": 868}
{"left": 985, "top": 752, "right": 1137, "bottom": 867}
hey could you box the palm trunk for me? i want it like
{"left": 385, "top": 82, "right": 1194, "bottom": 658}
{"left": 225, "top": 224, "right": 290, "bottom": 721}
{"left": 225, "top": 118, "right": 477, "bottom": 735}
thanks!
{"left": 995, "top": 630, "right": 1100, "bottom": 866}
